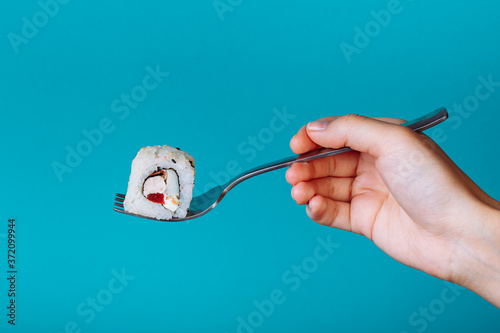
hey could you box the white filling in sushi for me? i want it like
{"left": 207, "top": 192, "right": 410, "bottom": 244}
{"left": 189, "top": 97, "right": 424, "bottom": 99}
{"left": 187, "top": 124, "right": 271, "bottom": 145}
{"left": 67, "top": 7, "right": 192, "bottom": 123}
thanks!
{"left": 142, "top": 169, "right": 180, "bottom": 212}
{"left": 123, "top": 145, "right": 195, "bottom": 220}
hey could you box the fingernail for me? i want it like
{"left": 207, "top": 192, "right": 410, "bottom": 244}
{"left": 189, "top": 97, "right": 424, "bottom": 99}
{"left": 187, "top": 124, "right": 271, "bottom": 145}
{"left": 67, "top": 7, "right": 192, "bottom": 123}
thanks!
{"left": 307, "top": 121, "right": 329, "bottom": 131}
{"left": 307, "top": 200, "right": 314, "bottom": 211}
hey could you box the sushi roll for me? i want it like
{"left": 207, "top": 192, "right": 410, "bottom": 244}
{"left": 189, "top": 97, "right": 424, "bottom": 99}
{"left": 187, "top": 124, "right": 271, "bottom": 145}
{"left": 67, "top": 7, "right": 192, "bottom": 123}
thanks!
{"left": 123, "top": 145, "right": 195, "bottom": 219}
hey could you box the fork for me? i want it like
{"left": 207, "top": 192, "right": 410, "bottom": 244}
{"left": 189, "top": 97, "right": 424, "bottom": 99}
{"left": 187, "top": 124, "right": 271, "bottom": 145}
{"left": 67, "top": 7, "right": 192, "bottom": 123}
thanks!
{"left": 114, "top": 107, "right": 448, "bottom": 222}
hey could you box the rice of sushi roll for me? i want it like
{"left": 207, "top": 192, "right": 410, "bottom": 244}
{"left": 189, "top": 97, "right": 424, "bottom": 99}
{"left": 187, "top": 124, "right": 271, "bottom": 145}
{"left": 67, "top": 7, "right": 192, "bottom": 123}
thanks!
{"left": 123, "top": 145, "right": 195, "bottom": 219}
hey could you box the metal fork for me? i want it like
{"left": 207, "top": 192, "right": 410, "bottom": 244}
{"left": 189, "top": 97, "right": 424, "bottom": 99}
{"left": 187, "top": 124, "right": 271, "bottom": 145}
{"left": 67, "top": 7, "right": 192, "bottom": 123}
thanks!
{"left": 114, "top": 107, "right": 448, "bottom": 222}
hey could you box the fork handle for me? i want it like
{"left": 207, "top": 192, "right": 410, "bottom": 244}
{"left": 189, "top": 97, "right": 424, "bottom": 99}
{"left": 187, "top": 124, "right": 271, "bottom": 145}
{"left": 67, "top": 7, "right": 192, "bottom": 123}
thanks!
{"left": 224, "top": 107, "right": 449, "bottom": 191}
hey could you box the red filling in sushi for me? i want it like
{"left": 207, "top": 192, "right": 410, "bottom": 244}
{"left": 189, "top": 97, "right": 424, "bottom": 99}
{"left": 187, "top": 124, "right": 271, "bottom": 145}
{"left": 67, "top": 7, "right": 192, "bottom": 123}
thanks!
{"left": 146, "top": 193, "right": 165, "bottom": 204}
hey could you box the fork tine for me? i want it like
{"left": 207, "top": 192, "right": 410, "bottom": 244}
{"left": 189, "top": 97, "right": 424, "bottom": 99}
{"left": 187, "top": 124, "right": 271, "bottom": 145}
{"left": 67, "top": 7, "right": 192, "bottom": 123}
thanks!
{"left": 114, "top": 193, "right": 125, "bottom": 212}
{"left": 112, "top": 192, "right": 203, "bottom": 221}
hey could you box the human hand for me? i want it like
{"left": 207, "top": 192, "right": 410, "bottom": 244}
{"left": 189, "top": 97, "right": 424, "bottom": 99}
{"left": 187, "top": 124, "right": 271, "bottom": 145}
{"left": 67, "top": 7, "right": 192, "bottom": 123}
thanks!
{"left": 286, "top": 114, "right": 500, "bottom": 307}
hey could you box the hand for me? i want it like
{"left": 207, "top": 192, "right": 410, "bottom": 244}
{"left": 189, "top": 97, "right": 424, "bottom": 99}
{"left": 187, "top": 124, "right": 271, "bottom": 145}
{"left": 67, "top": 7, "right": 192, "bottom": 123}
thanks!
{"left": 286, "top": 114, "right": 500, "bottom": 307}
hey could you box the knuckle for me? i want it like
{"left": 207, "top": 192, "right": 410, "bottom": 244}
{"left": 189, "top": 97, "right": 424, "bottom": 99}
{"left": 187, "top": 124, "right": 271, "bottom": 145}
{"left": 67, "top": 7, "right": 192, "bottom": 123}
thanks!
{"left": 328, "top": 155, "right": 338, "bottom": 175}
{"left": 329, "top": 181, "right": 336, "bottom": 199}
{"left": 335, "top": 114, "right": 368, "bottom": 139}
{"left": 309, "top": 180, "right": 319, "bottom": 194}
{"left": 307, "top": 162, "right": 316, "bottom": 180}
{"left": 336, "top": 114, "right": 366, "bottom": 129}
{"left": 329, "top": 203, "right": 341, "bottom": 225}
{"left": 348, "top": 180, "right": 353, "bottom": 201}
{"left": 342, "top": 113, "right": 364, "bottom": 122}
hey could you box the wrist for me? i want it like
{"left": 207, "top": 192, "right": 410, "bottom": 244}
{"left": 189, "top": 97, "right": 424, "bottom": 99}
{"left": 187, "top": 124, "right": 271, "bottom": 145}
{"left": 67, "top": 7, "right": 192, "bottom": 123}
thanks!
{"left": 451, "top": 202, "right": 500, "bottom": 307}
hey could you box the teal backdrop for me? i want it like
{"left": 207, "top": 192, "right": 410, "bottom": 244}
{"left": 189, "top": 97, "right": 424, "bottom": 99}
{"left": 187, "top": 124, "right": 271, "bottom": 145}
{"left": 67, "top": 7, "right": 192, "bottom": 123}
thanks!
{"left": 1, "top": 0, "right": 499, "bottom": 332}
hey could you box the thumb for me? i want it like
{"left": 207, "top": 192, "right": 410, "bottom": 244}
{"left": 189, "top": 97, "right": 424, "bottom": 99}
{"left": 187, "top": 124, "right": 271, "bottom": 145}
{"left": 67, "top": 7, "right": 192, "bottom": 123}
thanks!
{"left": 306, "top": 114, "right": 416, "bottom": 158}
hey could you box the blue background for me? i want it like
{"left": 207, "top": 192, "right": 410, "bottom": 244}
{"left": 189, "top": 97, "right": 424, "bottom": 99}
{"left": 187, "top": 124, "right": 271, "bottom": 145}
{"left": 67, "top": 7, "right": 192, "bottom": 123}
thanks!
{"left": 1, "top": 0, "right": 500, "bottom": 332}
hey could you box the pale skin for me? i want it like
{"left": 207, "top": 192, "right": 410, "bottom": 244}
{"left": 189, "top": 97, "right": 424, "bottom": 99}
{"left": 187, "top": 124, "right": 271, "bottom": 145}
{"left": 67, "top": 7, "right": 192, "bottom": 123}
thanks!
{"left": 286, "top": 114, "right": 500, "bottom": 308}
